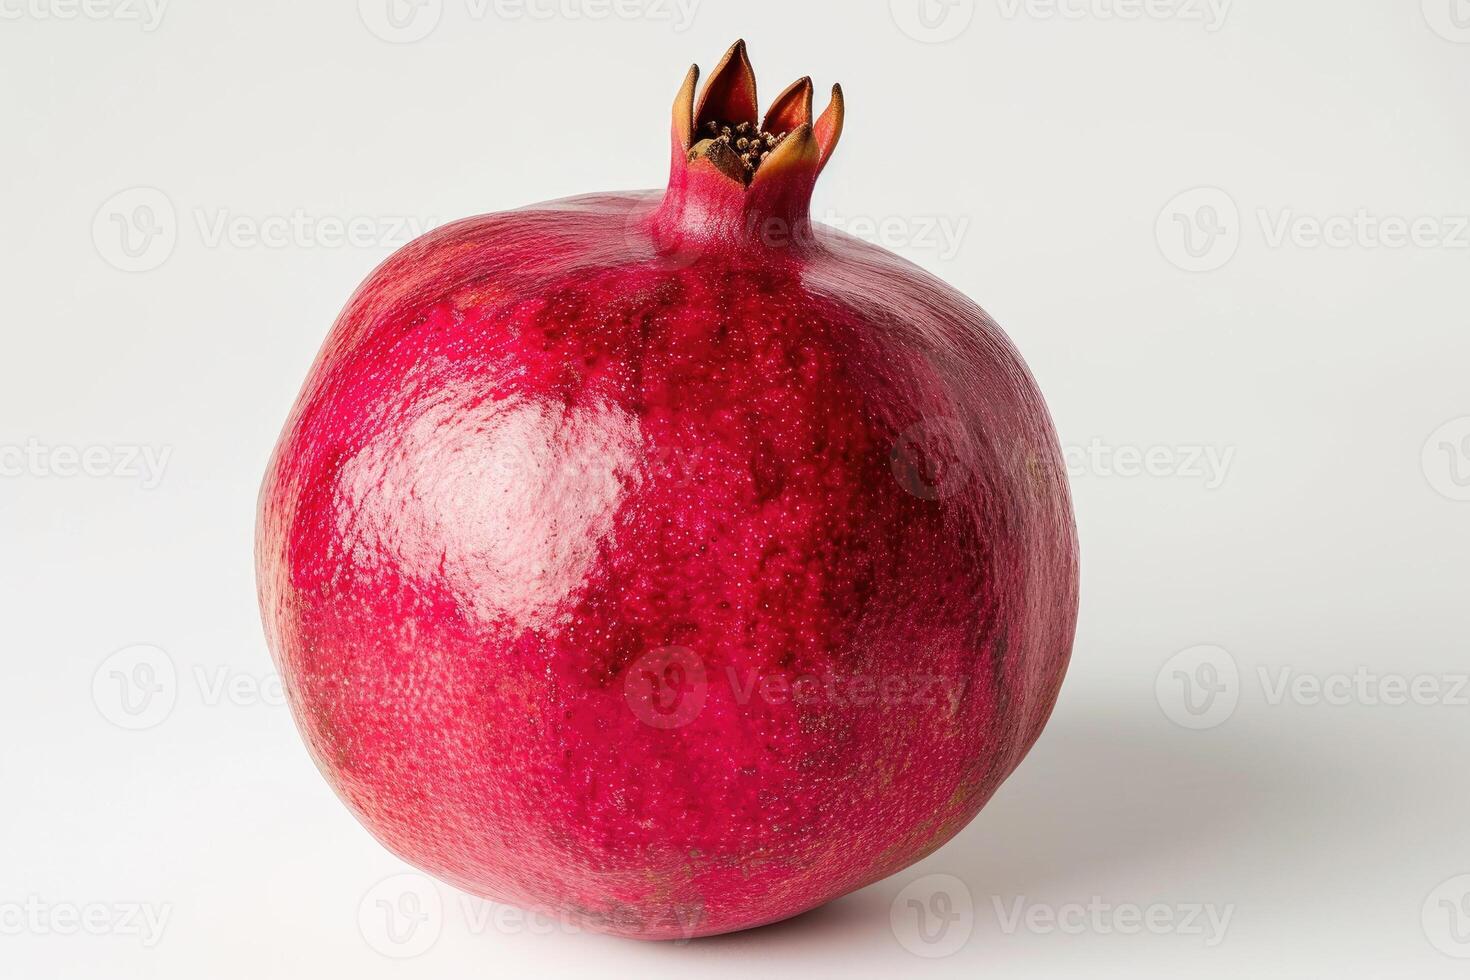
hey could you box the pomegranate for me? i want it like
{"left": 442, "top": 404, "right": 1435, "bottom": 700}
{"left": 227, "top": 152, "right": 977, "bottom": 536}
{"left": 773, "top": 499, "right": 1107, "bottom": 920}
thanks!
{"left": 257, "top": 40, "right": 1078, "bottom": 940}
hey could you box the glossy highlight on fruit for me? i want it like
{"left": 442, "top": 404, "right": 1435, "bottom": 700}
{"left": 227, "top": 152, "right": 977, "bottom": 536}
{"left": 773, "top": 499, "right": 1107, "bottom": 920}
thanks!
{"left": 256, "top": 40, "right": 1079, "bottom": 940}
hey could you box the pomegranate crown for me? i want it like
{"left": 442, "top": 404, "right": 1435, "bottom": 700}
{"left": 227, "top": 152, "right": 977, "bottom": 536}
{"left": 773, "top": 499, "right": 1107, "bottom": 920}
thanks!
{"left": 672, "top": 39, "right": 844, "bottom": 188}
{"left": 656, "top": 40, "right": 844, "bottom": 245}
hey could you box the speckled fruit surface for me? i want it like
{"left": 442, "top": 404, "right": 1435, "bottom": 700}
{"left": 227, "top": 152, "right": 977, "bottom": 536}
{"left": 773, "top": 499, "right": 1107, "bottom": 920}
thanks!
{"left": 257, "top": 41, "right": 1078, "bottom": 940}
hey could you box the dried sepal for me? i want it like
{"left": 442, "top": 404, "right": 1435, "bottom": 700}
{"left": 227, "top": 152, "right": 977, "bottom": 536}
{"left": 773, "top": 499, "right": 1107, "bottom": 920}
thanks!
{"left": 672, "top": 63, "right": 699, "bottom": 151}
{"left": 762, "top": 77, "right": 814, "bottom": 136}
{"left": 694, "top": 39, "right": 759, "bottom": 133}
{"left": 814, "top": 84, "right": 844, "bottom": 174}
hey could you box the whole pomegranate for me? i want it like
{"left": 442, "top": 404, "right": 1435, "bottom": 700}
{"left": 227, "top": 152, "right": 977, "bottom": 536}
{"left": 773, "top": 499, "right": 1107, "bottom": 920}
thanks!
{"left": 258, "top": 41, "right": 1078, "bottom": 940}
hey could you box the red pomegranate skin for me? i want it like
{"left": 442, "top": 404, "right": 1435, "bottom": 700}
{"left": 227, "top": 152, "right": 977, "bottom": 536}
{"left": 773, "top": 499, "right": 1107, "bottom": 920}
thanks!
{"left": 257, "top": 42, "right": 1078, "bottom": 940}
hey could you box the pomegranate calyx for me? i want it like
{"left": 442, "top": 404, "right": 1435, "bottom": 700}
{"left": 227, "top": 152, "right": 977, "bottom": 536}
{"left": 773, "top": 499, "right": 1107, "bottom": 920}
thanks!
{"left": 673, "top": 41, "right": 842, "bottom": 188}
{"left": 658, "top": 42, "right": 843, "bottom": 249}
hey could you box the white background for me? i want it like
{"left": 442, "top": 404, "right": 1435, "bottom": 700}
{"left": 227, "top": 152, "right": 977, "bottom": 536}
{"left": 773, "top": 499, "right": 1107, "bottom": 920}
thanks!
{"left": 3, "top": 0, "right": 1469, "bottom": 976}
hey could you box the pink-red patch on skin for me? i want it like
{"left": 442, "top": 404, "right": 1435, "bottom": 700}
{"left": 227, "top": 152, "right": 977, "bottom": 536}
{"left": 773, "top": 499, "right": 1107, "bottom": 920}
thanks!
{"left": 257, "top": 44, "right": 1077, "bottom": 941}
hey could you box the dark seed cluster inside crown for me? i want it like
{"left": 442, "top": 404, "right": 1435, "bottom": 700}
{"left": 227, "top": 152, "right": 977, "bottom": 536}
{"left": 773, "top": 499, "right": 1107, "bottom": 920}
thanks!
{"left": 702, "top": 119, "right": 788, "bottom": 179}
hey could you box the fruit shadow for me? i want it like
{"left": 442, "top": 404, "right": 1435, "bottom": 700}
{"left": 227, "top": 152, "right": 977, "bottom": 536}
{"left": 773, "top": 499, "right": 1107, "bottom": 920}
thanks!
{"left": 676, "top": 696, "right": 1358, "bottom": 951}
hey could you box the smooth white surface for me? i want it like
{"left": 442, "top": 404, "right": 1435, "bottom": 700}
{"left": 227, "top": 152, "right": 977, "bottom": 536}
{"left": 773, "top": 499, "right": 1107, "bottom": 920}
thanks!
{"left": 3, "top": 1, "right": 1468, "bottom": 976}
